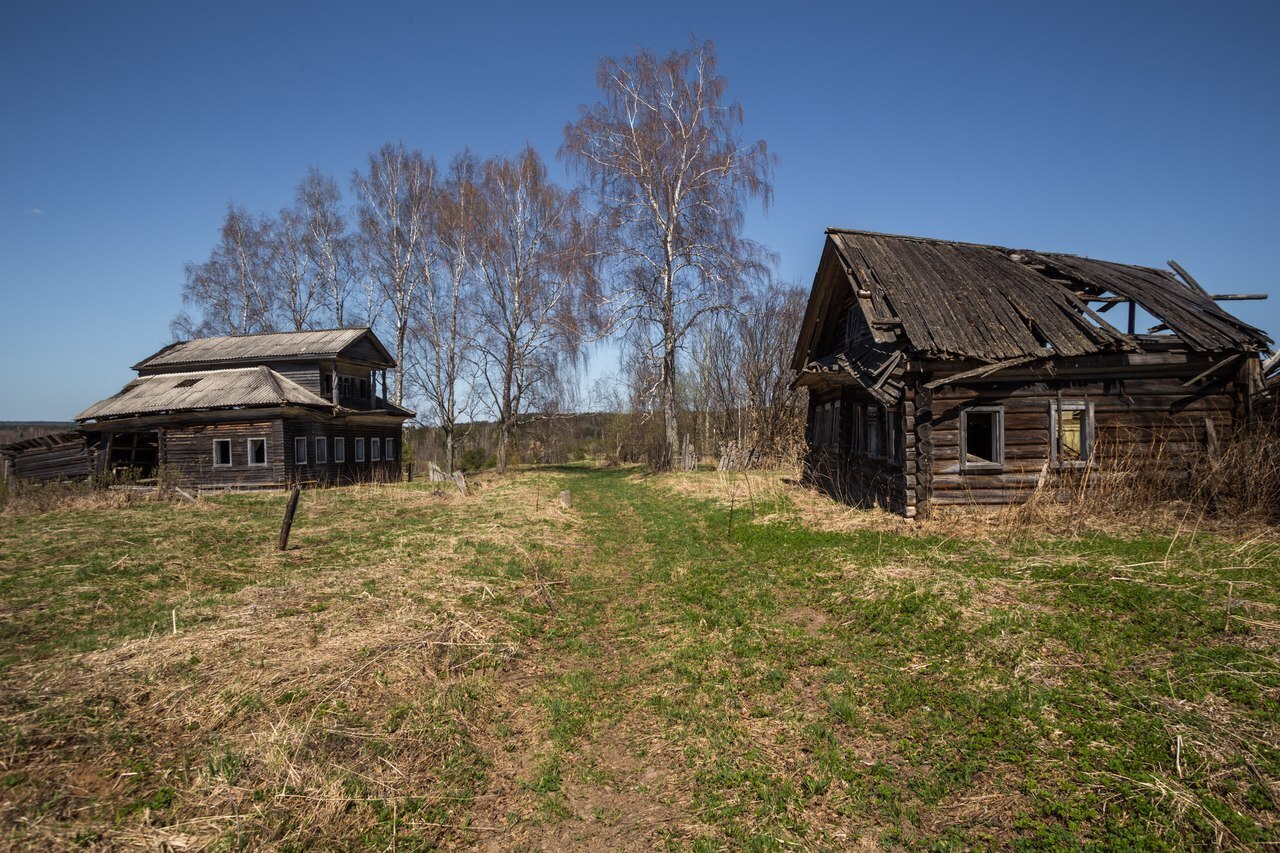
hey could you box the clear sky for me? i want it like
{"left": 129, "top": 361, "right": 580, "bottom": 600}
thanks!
{"left": 2, "top": 0, "right": 1278, "bottom": 420}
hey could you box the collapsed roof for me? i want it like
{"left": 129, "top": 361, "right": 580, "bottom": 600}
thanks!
{"left": 793, "top": 229, "right": 1271, "bottom": 371}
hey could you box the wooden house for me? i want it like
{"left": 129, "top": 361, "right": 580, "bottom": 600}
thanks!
{"left": 792, "top": 229, "right": 1272, "bottom": 516}
{"left": 67, "top": 328, "right": 413, "bottom": 489}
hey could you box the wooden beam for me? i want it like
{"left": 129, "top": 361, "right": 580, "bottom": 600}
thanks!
{"left": 1168, "top": 260, "right": 1211, "bottom": 297}
{"left": 1182, "top": 353, "right": 1243, "bottom": 387}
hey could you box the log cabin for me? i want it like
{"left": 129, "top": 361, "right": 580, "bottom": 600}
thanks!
{"left": 62, "top": 328, "right": 414, "bottom": 489}
{"left": 792, "top": 229, "right": 1273, "bottom": 517}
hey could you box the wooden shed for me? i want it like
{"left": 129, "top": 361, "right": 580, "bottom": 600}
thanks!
{"left": 792, "top": 229, "right": 1272, "bottom": 516}
{"left": 72, "top": 328, "right": 414, "bottom": 490}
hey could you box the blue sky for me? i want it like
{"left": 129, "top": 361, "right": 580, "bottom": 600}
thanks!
{"left": 2, "top": 0, "right": 1278, "bottom": 420}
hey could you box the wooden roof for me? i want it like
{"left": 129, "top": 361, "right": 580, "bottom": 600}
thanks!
{"left": 75, "top": 367, "right": 334, "bottom": 421}
{"left": 793, "top": 230, "right": 1271, "bottom": 369}
{"left": 133, "top": 328, "right": 394, "bottom": 371}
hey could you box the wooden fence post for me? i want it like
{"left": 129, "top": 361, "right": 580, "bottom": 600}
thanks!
{"left": 278, "top": 486, "right": 302, "bottom": 551}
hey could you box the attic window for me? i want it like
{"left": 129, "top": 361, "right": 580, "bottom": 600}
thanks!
{"left": 174, "top": 377, "right": 202, "bottom": 388}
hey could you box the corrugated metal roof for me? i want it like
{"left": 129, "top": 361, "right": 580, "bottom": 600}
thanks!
{"left": 133, "top": 328, "right": 391, "bottom": 370}
{"left": 76, "top": 367, "right": 334, "bottom": 421}
{"left": 821, "top": 230, "right": 1270, "bottom": 362}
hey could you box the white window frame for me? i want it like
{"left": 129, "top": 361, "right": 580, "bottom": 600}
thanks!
{"left": 1050, "top": 400, "right": 1095, "bottom": 468}
{"left": 294, "top": 436, "right": 307, "bottom": 466}
{"left": 371, "top": 436, "right": 381, "bottom": 461}
{"left": 247, "top": 437, "right": 268, "bottom": 467}
{"left": 315, "top": 436, "right": 328, "bottom": 464}
{"left": 334, "top": 437, "right": 345, "bottom": 463}
{"left": 385, "top": 437, "right": 395, "bottom": 460}
{"left": 355, "top": 437, "right": 365, "bottom": 463}
{"left": 960, "top": 405, "right": 1004, "bottom": 472}
{"left": 213, "top": 438, "right": 232, "bottom": 467}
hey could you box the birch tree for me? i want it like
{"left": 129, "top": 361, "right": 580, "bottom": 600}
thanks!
{"left": 409, "top": 151, "right": 480, "bottom": 473}
{"left": 562, "top": 39, "right": 774, "bottom": 469}
{"left": 264, "top": 205, "right": 321, "bottom": 331}
{"left": 471, "top": 145, "right": 593, "bottom": 473}
{"left": 296, "top": 169, "right": 355, "bottom": 328}
{"left": 352, "top": 143, "right": 437, "bottom": 404}
{"left": 173, "top": 205, "right": 275, "bottom": 338}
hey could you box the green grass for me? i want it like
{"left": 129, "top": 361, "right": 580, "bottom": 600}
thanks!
{"left": 0, "top": 467, "right": 1277, "bottom": 849}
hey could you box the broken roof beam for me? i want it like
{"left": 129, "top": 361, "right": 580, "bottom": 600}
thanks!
{"left": 1082, "top": 293, "right": 1268, "bottom": 304}
{"left": 1167, "top": 260, "right": 1211, "bottom": 297}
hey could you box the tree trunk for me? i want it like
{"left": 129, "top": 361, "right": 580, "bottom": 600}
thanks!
{"left": 660, "top": 342, "right": 678, "bottom": 471}
{"left": 444, "top": 428, "right": 454, "bottom": 475}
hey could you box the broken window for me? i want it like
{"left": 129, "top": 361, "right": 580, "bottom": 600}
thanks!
{"left": 247, "top": 438, "right": 267, "bottom": 466}
{"left": 213, "top": 439, "right": 231, "bottom": 467}
{"left": 1051, "top": 401, "right": 1094, "bottom": 466}
{"left": 961, "top": 406, "right": 1003, "bottom": 470}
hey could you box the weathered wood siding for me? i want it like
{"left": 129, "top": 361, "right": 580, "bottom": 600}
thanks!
{"left": 281, "top": 417, "right": 401, "bottom": 485}
{"left": 923, "top": 378, "right": 1237, "bottom": 507}
{"left": 7, "top": 440, "right": 95, "bottom": 484}
{"left": 804, "top": 387, "right": 911, "bottom": 514}
{"left": 163, "top": 419, "right": 287, "bottom": 487}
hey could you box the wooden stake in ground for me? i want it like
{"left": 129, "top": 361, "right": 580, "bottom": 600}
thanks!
{"left": 278, "top": 485, "right": 302, "bottom": 551}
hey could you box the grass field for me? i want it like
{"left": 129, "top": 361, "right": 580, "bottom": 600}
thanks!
{"left": 1, "top": 466, "right": 1277, "bottom": 850}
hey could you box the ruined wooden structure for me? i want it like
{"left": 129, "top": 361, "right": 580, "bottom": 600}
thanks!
{"left": 24, "top": 328, "right": 416, "bottom": 490}
{"left": 792, "top": 229, "right": 1272, "bottom": 516}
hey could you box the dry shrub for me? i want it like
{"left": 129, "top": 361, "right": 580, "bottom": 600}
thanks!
{"left": 1003, "top": 425, "right": 1280, "bottom": 535}
{"left": 0, "top": 481, "right": 164, "bottom": 516}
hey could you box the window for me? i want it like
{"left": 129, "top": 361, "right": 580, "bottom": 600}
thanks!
{"left": 355, "top": 437, "right": 365, "bottom": 462}
{"left": 294, "top": 436, "right": 307, "bottom": 465}
{"left": 322, "top": 374, "right": 333, "bottom": 396}
{"left": 371, "top": 437, "right": 381, "bottom": 461}
{"left": 334, "top": 437, "right": 346, "bottom": 463}
{"left": 385, "top": 437, "right": 395, "bottom": 460}
{"left": 1051, "top": 401, "right": 1094, "bottom": 467}
{"left": 213, "top": 439, "right": 232, "bottom": 467}
{"left": 867, "top": 404, "right": 883, "bottom": 457}
{"left": 851, "top": 405, "right": 864, "bottom": 455}
{"left": 960, "top": 406, "right": 1004, "bottom": 471}
{"left": 316, "top": 437, "right": 328, "bottom": 463}
{"left": 831, "top": 401, "right": 841, "bottom": 448}
{"left": 247, "top": 438, "right": 267, "bottom": 466}
{"left": 359, "top": 378, "right": 368, "bottom": 400}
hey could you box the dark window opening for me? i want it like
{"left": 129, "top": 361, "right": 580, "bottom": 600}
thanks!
{"left": 213, "top": 439, "right": 231, "bottom": 466}
{"left": 961, "top": 407, "right": 1004, "bottom": 470}
{"left": 175, "top": 377, "right": 202, "bottom": 388}
{"left": 359, "top": 378, "right": 369, "bottom": 400}
{"left": 322, "top": 374, "right": 333, "bottom": 395}
{"left": 248, "top": 438, "right": 267, "bottom": 466}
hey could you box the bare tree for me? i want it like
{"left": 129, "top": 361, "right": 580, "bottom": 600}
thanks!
{"left": 409, "top": 151, "right": 481, "bottom": 473}
{"left": 264, "top": 205, "right": 322, "bottom": 331}
{"left": 470, "top": 145, "right": 593, "bottom": 473}
{"left": 562, "top": 38, "right": 774, "bottom": 469}
{"left": 352, "top": 143, "right": 437, "bottom": 404}
{"left": 296, "top": 168, "right": 355, "bottom": 328}
{"left": 173, "top": 205, "right": 275, "bottom": 339}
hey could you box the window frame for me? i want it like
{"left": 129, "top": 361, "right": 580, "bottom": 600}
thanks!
{"left": 213, "top": 438, "right": 232, "bottom": 467}
{"left": 247, "top": 437, "right": 268, "bottom": 467}
{"left": 1050, "top": 400, "right": 1095, "bottom": 468}
{"left": 355, "top": 437, "right": 365, "bottom": 463}
{"left": 959, "top": 405, "right": 1005, "bottom": 472}
{"left": 315, "top": 436, "right": 328, "bottom": 464}
{"left": 385, "top": 437, "right": 395, "bottom": 460}
{"left": 867, "top": 404, "right": 884, "bottom": 459}
{"left": 371, "top": 436, "right": 381, "bottom": 461}
{"left": 334, "top": 437, "right": 345, "bottom": 463}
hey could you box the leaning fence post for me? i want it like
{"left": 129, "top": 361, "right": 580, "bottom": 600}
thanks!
{"left": 278, "top": 485, "right": 302, "bottom": 551}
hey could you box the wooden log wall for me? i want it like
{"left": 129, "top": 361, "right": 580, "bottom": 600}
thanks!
{"left": 7, "top": 440, "right": 95, "bottom": 484}
{"left": 282, "top": 416, "right": 402, "bottom": 485}
{"left": 163, "top": 419, "right": 287, "bottom": 488}
{"left": 924, "top": 378, "right": 1238, "bottom": 507}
